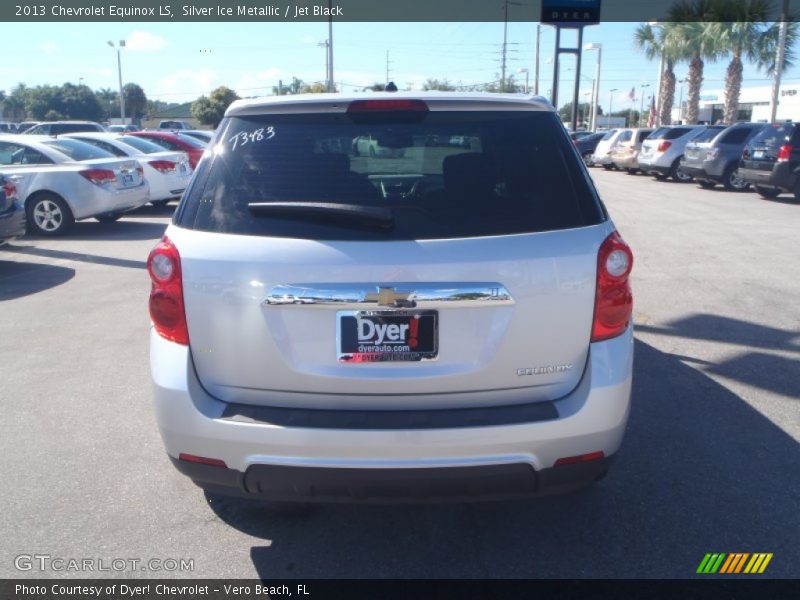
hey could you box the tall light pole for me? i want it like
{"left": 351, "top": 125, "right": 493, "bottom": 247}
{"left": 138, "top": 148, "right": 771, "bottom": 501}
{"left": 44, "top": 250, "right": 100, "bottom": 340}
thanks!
{"left": 584, "top": 43, "right": 602, "bottom": 132}
{"left": 107, "top": 40, "right": 126, "bottom": 122}
{"left": 518, "top": 68, "right": 530, "bottom": 93}
{"left": 639, "top": 83, "right": 650, "bottom": 126}
{"left": 769, "top": 0, "right": 790, "bottom": 122}
{"left": 327, "top": 0, "right": 334, "bottom": 92}
{"left": 534, "top": 23, "right": 541, "bottom": 95}
{"left": 677, "top": 78, "right": 686, "bottom": 123}
{"left": 317, "top": 40, "right": 330, "bottom": 88}
{"left": 608, "top": 88, "right": 618, "bottom": 129}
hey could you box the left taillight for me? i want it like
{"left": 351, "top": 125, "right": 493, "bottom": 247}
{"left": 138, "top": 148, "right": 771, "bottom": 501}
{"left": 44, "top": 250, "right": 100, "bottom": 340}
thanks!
{"left": 147, "top": 236, "right": 189, "bottom": 345}
{"left": 2, "top": 179, "right": 16, "bottom": 200}
{"left": 777, "top": 144, "right": 792, "bottom": 162}
{"left": 79, "top": 168, "right": 117, "bottom": 185}
{"left": 148, "top": 160, "right": 176, "bottom": 173}
{"left": 657, "top": 141, "right": 672, "bottom": 152}
{"left": 591, "top": 231, "right": 634, "bottom": 342}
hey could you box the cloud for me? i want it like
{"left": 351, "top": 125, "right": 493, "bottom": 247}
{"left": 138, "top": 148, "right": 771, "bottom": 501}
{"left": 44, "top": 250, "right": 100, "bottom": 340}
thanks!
{"left": 125, "top": 31, "right": 167, "bottom": 52}
{"left": 156, "top": 69, "right": 219, "bottom": 101}
{"left": 40, "top": 41, "right": 58, "bottom": 55}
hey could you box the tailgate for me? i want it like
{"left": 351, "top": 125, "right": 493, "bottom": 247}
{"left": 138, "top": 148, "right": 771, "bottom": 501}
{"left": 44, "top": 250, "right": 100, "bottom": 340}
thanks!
{"left": 170, "top": 223, "right": 611, "bottom": 409}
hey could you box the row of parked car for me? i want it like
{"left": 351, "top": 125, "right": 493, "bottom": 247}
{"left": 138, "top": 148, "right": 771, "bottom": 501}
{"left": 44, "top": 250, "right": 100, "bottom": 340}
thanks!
{"left": 574, "top": 121, "right": 800, "bottom": 200}
{"left": 0, "top": 128, "right": 213, "bottom": 242}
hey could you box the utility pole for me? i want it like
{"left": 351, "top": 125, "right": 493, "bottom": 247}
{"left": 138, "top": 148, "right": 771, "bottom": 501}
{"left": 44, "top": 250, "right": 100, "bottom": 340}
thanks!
{"left": 385, "top": 50, "right": 392, "bottom": 85}
{"left": 534, "top": 23, "right": 541, "bottom": 95}
{"left": 769, "top": 0, "right": 789, "bottom": 122}
{"left": 500, "top": 0, "right": 521, "bottom": 92}
{"left": 318, "top": 40, "right": 330, "bottom": 88}
{"left": 327, "top": 0, "right": 335, "bottom": 92}
{"left": 107, "top": 40, "right": 126, "bottom": 122}
{"left": 608, "top": 88, "right": 618, "bottom": 129}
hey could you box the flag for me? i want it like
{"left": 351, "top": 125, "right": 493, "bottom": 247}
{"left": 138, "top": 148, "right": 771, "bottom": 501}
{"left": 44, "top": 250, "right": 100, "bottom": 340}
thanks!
{"left": 628, "top": 86, "right": 636, "bottom": 100}
{"left": 647, "top": 95, "right": 657, "bottom": 127}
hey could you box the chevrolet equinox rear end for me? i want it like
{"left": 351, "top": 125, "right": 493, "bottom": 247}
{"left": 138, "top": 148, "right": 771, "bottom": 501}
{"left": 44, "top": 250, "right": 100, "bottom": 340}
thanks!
{"left": 149, "top": 92, "right": 634, "bottom": 502}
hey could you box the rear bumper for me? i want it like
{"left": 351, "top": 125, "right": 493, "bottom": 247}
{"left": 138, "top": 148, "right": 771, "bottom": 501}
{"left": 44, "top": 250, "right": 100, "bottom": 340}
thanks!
{"left": 151, "top": 324, "right": 633, "bottom": 502}
{"left": 0, "top": 203, "right": 26, "bottom": 242}
{"left": 70, "top": 180, "right": 150, "bottom": 219}
{"left": 738, "top": 163, "right": 796, "bottom": 191}
{"left": 611, "top": 154, "right": 638, "bottom": 169}
{"left": 590, "top": 153, "right": 613, "bottom": 166}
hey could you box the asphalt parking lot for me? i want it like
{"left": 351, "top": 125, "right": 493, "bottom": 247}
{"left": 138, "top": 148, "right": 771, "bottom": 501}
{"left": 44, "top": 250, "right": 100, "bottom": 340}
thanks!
{"left": 1, "top": 170, "right": 798, "bottom": 579}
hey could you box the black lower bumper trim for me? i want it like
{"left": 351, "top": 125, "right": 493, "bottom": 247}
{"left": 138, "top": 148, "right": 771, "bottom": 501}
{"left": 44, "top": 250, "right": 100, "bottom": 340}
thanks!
{"left": 170, "top": 455, "right": 614, "bottom": 503}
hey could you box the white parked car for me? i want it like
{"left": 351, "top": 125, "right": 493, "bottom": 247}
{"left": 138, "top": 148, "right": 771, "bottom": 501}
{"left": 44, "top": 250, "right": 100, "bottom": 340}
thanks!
{"left": 590, "top": 128, "right": 626, "bottom": 168}
{"left": 63, "top": 132, "right": 192, "bottom": 206}
{"left": 0, "top": 134, "right": 149, "bottom": 235}
{"left": 149, "top": 92, "right": 634, "bottom": 503}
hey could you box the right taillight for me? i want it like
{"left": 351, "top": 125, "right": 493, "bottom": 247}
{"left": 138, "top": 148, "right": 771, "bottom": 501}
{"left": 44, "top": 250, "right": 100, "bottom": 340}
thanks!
{"left": 657, "top": 141, "right": 672, "bottom": 152}
{"left": 147, "top": 236, "right": 189, "bottom": 345}
{"left": 3, "top": 180, "right": 16, "bottom": 200}
{"left": 148, "top": 159, "right": 177, "bottom": 173}
{"left": 591, "top": 231, "right": 634, "bottom": 342}
{"left": 777, "top": 144, "right": 792, "bottom": 161}
{"left": 79, "top": 168, "right": 116, "bottom": 185}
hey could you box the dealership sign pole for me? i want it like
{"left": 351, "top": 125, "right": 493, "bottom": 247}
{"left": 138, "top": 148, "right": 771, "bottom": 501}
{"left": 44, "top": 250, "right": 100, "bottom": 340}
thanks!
{"left": 542, "top": 0, "right": 601, "bottom": 132}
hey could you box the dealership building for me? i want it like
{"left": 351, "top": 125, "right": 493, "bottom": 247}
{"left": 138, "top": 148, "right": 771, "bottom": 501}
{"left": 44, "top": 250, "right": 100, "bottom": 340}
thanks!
{"left": 673, "top": 83, "right": 800, "bottom": 124}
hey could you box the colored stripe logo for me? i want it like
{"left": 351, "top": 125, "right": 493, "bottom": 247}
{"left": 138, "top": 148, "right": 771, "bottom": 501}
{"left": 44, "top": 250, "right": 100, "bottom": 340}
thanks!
{"left": 697, "top": 553, "right": 773, "bottom": 574}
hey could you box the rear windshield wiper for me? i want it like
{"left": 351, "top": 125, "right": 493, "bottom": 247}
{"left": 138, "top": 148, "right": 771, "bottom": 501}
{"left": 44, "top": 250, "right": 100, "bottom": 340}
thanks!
{"left": 247, "top": 201, "right": 394, "bottom": 229}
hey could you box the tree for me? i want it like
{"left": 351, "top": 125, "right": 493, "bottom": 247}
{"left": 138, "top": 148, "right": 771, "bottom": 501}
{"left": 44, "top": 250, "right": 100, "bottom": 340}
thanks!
{"left": 272, "top": 77, "right": 305, "bottom": 96}
{"left": 712, "top": 1, "right": 799, "bottom": 123}
{"left": 363, "top": 82, "right": 387, "bottom": 91}
{"left": 558, "top": 101, "right": 601, "bottom": 125}
{"left": 635, "top": 23, "right": 681, "bottom": 126}
{"left": 299, "top": 82, "right": 331, "bottom": 93}
{"left": 192, "top": 86, "right": 240, "bottom": 127}
{"left": 95, "top": 88, "right": 119, "bottom": 120}
{"left": 668, "top": 3, "right": 726, "bottom": 124}
{"left": 483, "top": 74, "right": 524, "bottom": 93}
{"left": 123, "top": 83, "right": 148, "bottom": 121}
{"left": 3, "top": 84, "right": 28, "bottom": 121}
{"left": 422, "top": 78, "right": 457, "bottom": 91}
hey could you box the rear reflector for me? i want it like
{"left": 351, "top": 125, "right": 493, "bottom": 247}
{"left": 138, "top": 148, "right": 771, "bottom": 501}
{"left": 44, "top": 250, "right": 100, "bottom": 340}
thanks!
{"left": 591, "top": 231, "right": 634, "bottom": 342}
{"left": 347, "top": 99, "right": 429, "bottom": 113}
{"left": 79, "top": 168, "right": 116, "bottom": 185}
{"left": 554, "top": 451, "right": 605, "bottom": 467}
{"left": 178, "top": 453, "right": 227, "bottom": 468}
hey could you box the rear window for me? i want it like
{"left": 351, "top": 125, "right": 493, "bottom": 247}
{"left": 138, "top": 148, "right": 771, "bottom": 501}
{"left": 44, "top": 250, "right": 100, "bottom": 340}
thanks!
{"left": 175, "top": 133, "right": 206, "bottom": 148}
{"left": 645, "top": 127, "right": 670, "bottom": 140}
{"left": 117, "top": 135, "right": 168, "bottom": 154}
{"left": 53, "top": 123, "right": 103, "bottom": 134}
{"left": 600, "top": 129, "right": 618, "bottom": 141}
{"left": 41, "top": 138, "right": 114, "bottom": 161}
{"left": 719, "top": 127, "right": 758, "bottom": 145}
{"left": 177, "top": 110, "right": 605, "bottom": 241}
{"left": 692, "top": 126, "right": 726, "bottom": 143}
{"left": 617, "top": 130, "right": 632, "bottom": 143}
{"left": 748, "top": 123, "right": 796, "bottom": 147}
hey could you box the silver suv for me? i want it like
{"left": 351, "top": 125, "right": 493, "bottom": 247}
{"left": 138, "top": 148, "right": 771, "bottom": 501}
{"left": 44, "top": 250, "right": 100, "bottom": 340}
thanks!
{"left": 149, "top": 92, "right": 634, "bottom": 503}
{"left": 638, "top": 125, "right": 713, "bottom": 182}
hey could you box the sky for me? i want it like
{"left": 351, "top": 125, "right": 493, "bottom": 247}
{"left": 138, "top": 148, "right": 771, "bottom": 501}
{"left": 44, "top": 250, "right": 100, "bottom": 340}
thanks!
{"left": 3, "top": 21, "right": 800, "bottom": 114}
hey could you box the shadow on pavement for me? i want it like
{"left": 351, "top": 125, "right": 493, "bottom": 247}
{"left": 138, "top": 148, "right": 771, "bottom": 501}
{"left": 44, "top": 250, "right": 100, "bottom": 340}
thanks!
{"left": 0, "top": 258, "right": 75, "bottom": 301}
{"left": 22, "top": 218, "right": 168, "bottom": 242}
{"left": 637, "top": 314, "right": 800, "bottom": 354}
{"left": 203, "top": 339, "right": 800, "bottom": 578}
{"left": 5, "top": 245, "right": 145, "bottom": 270}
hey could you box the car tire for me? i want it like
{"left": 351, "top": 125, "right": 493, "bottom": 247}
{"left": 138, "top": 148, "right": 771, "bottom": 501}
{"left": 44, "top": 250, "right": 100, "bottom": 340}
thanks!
{"left": 95, "top": 213, "right": 123, "bottom": 223}
{"left": 581, "top": 152, "right": 592, "bottom": 166}
{"left": 755, "top": 185, "right": 780, "bottom": 199}
{"left": 697, "top": 179, "right": 716, "bottom": 189}
{"left": 653, "top": 172, "right": 668, "bottom": 180}
{"left": 151, "top": 200, "right": 170, "bottom": 208}
{"left": 722, "top": 165, "right": 750, "bottom": 191}
{"left": 602, "top": 164, "right": 613, "bottom": 170}
{"left": 26, "top": 193, "right": 74, "bottom": 237}
{"left": 626, "top": 168, "right": 637, "bottom": 175}
{"left": 670, "top": 159, "right": 693, "bottom": 183}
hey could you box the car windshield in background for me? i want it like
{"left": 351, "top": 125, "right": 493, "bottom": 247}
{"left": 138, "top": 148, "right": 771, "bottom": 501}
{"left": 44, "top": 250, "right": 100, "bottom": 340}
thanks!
{"left": 645, "top": 127, "right": 671, "bottom": 139}
{"left": 692, "top": 126, "right": 726, "bottom": 143}
{"left": 175, "top": 134, "right": 207, "bottom": 148}
{"left": 601, "top": 129, "right": 618, "bottom": 140}
{"left": 178, "top": 111, "right": 604, "bottom": 241}
{"left": 749, "top": 123, "right": 795, "bottom": 147}
{"left": 41, "top": 138, "right": 114, "bottom": 161}
{"left": 118, "top": 135, "right": 169, "bottom": 154}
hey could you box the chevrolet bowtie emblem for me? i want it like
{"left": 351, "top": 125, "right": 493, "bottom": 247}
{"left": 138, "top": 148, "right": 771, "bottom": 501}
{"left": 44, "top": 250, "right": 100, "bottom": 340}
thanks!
{"left": 365, "top": 286, "right": 416, "bottom": 308}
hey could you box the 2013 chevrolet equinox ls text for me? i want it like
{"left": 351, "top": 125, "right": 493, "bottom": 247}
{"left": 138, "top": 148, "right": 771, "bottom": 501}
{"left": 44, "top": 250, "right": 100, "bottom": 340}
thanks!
{"left": 149, "top": 92, "right": 634, "bottom": 503}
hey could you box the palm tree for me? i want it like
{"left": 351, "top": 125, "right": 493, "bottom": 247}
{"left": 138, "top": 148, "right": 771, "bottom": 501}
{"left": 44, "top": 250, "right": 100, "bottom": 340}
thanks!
{"left": 670, "top": 22, "right": 723, "bottom": 123}
{"left": 711, "top": 1, "right": 799, "bottom": 123}
{"left": 634, "top": 23, "right": 682, "bottom": 125}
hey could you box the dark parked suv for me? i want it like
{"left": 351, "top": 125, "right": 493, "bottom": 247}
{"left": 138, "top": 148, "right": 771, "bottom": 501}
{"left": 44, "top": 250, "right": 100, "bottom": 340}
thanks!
{"left": 738, "top": 122, "right": 800, "bottom": 200}
{"left": 681, "top": 122, "right": 765, "bottom": 191}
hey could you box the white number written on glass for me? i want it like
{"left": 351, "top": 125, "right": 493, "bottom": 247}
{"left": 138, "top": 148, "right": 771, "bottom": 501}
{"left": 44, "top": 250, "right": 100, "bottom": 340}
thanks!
{"left": 228, "top": 126, "right": 275, "bottom": 151}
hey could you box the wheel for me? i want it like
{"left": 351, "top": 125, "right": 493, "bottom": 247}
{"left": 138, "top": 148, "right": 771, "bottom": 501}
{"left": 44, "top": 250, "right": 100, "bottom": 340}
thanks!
{"left": 626, "top": 168, "right": 637, "bottom": 175}
{"left": 602, "top": 164, "right": 613, "bottom": 170}
{"left": 697, "top": 179, "right": 716, "bottom": 189}
{"left": 755, "top": 185, "right": 780, "bottom": 199}
{"left": 722, "top": 165, "right": 750, "bottom": 191}
{"left": 26, "top": 194, "right": 74, "bottom": 236}
{"left": 653, "top": 172, "right": 668, "bottom": 181}
{"left": 581, "top": 152, "right": 592, "bottom": 166}
{"left": 150, "top": 199, "right": 169, "bottom": 208}
{"left": 670, "top": 159, "right": 693, "bottom": 182}
{"left": 95, "top": 213, "right": 122, "bottom": 223}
